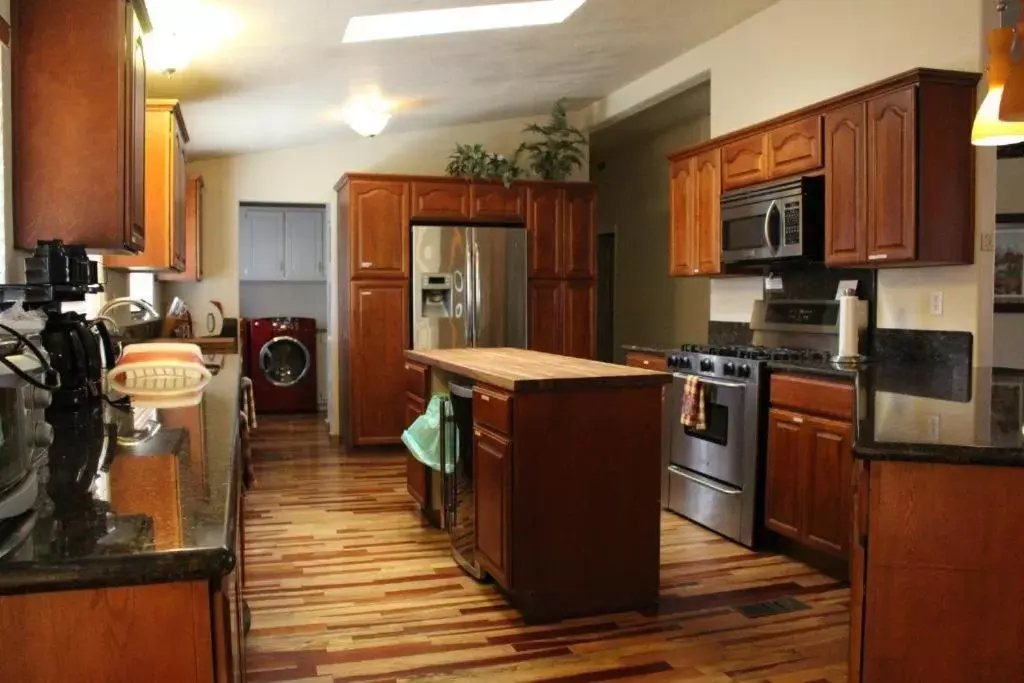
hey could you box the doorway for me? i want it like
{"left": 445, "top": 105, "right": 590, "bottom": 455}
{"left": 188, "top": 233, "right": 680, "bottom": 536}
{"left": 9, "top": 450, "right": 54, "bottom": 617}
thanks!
{"left": 597, "top": 233, "right": 615, "bottom": 362}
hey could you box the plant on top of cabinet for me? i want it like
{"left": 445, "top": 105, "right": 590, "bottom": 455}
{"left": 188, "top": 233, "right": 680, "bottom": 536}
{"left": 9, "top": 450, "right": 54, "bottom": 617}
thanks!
{"left": 14, "top": 0, "right": 151, "bottom": 252}
{"left": 107, "top": 100, "right": 189, "bottom": 272}
{"left": 445, "top": 144, "right": 524, "bottom": 187}
{"left": 520, "top": 99, "right": 588, "bottom": 181}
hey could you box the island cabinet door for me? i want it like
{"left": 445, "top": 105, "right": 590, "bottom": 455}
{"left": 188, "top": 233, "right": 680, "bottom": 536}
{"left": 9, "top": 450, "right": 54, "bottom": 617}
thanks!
{"left": 350, "top": 281, "right": 409, "bottom": 445}
{"left": 474, "top": 427, "right": 511, "bottom": 587}
{"left": 765, "top": 408, "right": 805, "bottom": 541}
{"left": 405, "top": 393, "right": 428, "bottom": 508}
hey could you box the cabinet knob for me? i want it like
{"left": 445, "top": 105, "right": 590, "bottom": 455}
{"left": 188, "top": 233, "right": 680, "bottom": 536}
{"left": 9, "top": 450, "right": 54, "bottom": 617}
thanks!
{"left": 360, "top": 291, "right": 371, "bottom": 296}
{"left": 642, "top": 360, "right": 650, "bottom": 366}
{"left": 480, "top": 394, "right": 490, "bottom": 402}
{"left": 792, "top": 416, "right": 804, "bottom": 424}
{"left": 474, "top": 429, "right": 481, "bottom": 437}
{"left": 361, "top": 261, "right": 373, "bottom": 268}
{"left": 867, "top": 253, "right": 888, "bottom": 261}
{"left": 404, "top": 363, "right": 410, "bottom": 370}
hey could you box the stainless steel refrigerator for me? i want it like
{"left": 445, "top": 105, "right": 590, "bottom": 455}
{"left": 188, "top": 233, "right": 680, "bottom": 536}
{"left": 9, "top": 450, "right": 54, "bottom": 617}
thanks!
{"left": 411, "top": 225, "right": 527, "bottom": 350}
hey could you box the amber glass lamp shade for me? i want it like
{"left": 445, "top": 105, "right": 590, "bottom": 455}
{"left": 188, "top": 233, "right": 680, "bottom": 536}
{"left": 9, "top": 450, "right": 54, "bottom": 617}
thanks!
{"left": 974, "top": 26, "right": 1024, "bottom": 145}
{"left": 999, "top": 22, "right": 1024, "bottom": 122}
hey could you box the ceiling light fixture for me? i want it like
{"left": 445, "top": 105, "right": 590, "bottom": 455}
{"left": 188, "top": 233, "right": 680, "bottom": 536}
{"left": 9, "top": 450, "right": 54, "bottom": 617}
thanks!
{"left": 143, "top": 0, "right": 241, "bottom": 74}
{"left": 973, "top": 0, "right": 1024, "bottom": 145}
{"left": 342, "top": 0, "right": 587, "bottom": 43}
{"left": 338, "top": 95, "right": 394, "bottom": 137}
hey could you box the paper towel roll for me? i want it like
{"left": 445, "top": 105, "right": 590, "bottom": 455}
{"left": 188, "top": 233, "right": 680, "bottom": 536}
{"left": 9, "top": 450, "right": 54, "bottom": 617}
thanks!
{"left": 836, "top": 293, "right": 859, "bottom": 359}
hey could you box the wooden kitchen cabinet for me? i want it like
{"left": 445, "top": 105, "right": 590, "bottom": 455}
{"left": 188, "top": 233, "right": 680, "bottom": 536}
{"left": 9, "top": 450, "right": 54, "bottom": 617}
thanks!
{"left": 694, "top": 149, "right": 722, "bottom": 276}
{"left": 866, "top": 87, "right": 916, "bottom": 263}
{"left": 824, "top": 103, "right": 868, "bottom": 265}
{"left": 474, "top": 426, "right": 512, "bottom": 586}
{"left": 562, "top": 185, "right": 597, "bottom": 278}
{"left": 13, "top": 0, "right": 151, "bottom": 252}
{"left": 562, "top": 280, "right": 596, "bottom": 359}
{"left": 527, "top": 280, "right": 563, "bottom": 354}
{"left": 625, "top": 352, "right": 668, "bottom": 371}
{"left": 767, "top": 116, "right": 823, "bottom": 179}
{"left": 349, "top": 280, "right": 409, "bottom": 446}
{"left": 721, "top": 134, "right": 768, "bottom": 190}
{"left": 669, "top": 157, "right": 697, "bottom": 276}
{"left": 348, "top": 179, "right": 410, "bottom": 278}
{"left": 470, "top": 183, "right": 526, "bottom": 222}
{"left": 411, "top": 180, "right": 470, "bottom": 221}
{"left": 161, "top": 176, "right": 205, "bottom": 282}
{"left": 766, "top": 374, "right": 855, "bottom": 561}
{"left": 527, "top": 184, "right": 562, "bottom": 277}
{"left": 107, "top": 100, "right": 189, "bottom": 271}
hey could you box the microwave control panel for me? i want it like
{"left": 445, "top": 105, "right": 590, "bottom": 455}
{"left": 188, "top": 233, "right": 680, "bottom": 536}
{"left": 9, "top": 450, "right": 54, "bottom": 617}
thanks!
{"left": 783, "top": 200, "right": 800, "bottom": 245}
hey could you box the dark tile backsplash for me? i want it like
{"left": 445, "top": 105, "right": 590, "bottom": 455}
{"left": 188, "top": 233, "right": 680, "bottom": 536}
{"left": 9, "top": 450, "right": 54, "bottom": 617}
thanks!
{"left": 762, "top": 263, "right": 877, "bottom": 304}
{"left": 708, "top": 321, "right": 753, "bottom": 346}
{"left": 873, "top": 329, "right": 973, "bottom": 367}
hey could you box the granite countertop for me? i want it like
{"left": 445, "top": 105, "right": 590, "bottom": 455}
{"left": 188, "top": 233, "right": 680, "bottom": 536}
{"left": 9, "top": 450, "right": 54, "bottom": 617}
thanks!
{"left": 621, "top": 345, "right": 673, "bottom": 356}
{"left": 0, "top": 355, "right": 243, "bottom": 594}
{"left": 405, "top": 347, "right": 671, "bottom": 392}
{"left": 855, "top": 365, "right": 1024, "bottom": 467}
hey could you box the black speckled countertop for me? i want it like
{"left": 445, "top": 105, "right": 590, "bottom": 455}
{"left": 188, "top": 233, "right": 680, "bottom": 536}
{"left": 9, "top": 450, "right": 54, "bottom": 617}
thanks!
{"left": 0, "top": 355, "right": 242, "bottom": 594}
{"left": 772, "top": 361, "right": 1024, "bottom": 466}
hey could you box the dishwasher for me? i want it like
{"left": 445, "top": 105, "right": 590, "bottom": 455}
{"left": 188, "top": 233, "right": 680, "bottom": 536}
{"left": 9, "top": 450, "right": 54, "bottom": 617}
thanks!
{"left": 443, "top": 381, "right": 486, "bottom": 580}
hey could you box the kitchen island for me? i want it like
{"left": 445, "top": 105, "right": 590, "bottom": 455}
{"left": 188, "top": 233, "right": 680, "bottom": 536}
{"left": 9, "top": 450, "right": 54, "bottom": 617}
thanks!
{"left": 0, "top": 355, "right": 246, "bottom": 683}
{"left": 403, "top": 348, "right": 671, "bottom": 622}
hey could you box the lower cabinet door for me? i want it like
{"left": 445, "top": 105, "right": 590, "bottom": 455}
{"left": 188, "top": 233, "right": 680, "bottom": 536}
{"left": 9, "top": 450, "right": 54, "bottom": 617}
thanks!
{"left": 474, "top": 427, "right": 511, "bottom": 587}
{"left": 802, "top": 415, "right": 853, "bottom": 558}
{"left": 350, "top": 281, "right": 409, "bottom": 445}
{"left": 527, "top": 279, "right": 563, "bottom": 355}
{"left": 562, "top": 280, "right": 596, "bottom": 359}
{"left": 405, "top": 393, "right": 428, "bottom": 508}
{"left": 765, "top": 408, "right": 805, "bottom": 540}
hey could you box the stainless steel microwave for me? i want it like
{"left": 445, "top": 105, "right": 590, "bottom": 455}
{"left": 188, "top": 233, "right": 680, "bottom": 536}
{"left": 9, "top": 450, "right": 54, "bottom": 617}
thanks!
{"left": 720, "top": 176, "right": 824, "bottom": 265}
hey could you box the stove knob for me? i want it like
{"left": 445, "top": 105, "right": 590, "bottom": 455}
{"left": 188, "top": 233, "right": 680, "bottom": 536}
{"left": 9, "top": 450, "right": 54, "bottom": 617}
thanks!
{"left": 738, "top": 364, "right": 752, "bottom": 378}
{"left": 33, "top": 422, "right": 54, "bottom": 448}
{"left": 666, "top": 355, "right": 677, "bottom": 368}
{"left": 723, "top": 362, "right": 736, "bottom": 376}
{"left": 29, "top": 387, "right": 53, "bottom": 410}
{"left": 700, "top": 358, "right": 713, "bottom": 372}
{"left": 680, "top": 356, "right": 692, "bottom": 369}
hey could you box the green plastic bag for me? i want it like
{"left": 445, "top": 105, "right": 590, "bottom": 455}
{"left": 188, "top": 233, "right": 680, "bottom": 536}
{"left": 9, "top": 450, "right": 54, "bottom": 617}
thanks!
{"left": 401, "top": 394, "right": 454, "bottom": 473}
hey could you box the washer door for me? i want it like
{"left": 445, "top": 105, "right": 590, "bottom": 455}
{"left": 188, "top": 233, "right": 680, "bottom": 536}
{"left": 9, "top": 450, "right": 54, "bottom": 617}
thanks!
{"left": 259, "top": 336, "right": 310, "bottom": 387}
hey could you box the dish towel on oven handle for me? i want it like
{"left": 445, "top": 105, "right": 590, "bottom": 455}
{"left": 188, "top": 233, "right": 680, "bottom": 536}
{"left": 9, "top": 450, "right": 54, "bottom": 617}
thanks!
{"left": 680, "top": 375, "right": 706, "bottom": 431}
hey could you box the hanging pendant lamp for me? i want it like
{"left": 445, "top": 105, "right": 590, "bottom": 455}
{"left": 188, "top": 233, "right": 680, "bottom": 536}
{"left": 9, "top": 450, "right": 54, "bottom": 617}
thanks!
{"left": 1000, "top": 2, "right": 1024, "bottom": 121}
{"left": 974, "top": 2, "right": 1024, "bottom": 144}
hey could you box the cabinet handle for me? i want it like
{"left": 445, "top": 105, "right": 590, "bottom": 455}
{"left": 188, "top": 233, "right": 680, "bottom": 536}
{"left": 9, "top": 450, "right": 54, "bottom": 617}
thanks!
{"left": 360, "top": 291, "right": 371, "bottom": 296}
{"left": 404, "top": 363, "right": 410, "bottom": 370}
{"left": 361, "top": 261, "right": 373, "bottom": 268}
{"left": 867, "top": 253, "right": 888, "bottom": 261}
{"left": 480, "top": 394, "right": 490, "bottom": 402}
{"left": 792, "top": 416, "right": 804, "bottom": 424}
{"left": 642, "top": 360, "right": 650, "bottom": 366}
{"left": 474, "top": 429, "right": 481, "bottom": 437}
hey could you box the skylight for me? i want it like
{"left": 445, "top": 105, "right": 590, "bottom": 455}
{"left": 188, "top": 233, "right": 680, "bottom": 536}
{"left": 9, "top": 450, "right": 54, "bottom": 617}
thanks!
{"left": 342, "top": 0, "right": 587, "bottom": 43}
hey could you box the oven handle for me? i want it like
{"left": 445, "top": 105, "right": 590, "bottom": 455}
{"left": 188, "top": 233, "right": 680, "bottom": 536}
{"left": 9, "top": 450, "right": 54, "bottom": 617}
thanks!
{"left": 673, "top": 373, "right": 746, "bottom": 390}
{"left": 668, "top": 465, "right": 742, "bottom": 496}
{"left": 763, "top": 199, "right": 778, "bottom": 255}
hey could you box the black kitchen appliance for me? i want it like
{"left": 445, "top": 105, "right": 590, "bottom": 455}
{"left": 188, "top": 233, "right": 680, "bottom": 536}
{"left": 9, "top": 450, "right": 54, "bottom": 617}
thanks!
{"left": 720, "top": 176, "right": 825, "bottom": 265}
{"left": 42, "top": 312, "right": 117, "bottom": 410}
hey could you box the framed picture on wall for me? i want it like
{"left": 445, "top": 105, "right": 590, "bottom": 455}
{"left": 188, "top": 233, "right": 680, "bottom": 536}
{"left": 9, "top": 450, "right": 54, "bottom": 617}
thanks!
{"left": 996, "top": 214, "right": 1024, "bottom": 312}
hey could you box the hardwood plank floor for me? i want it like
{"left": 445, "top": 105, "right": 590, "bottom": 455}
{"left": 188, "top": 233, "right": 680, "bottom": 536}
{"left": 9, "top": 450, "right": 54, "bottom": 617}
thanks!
{"left": 244, "top": 416, "right": 849, "bottom": 682}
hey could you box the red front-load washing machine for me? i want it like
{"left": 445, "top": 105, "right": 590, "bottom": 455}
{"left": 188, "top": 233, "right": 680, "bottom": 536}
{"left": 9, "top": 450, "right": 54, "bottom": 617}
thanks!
{"left": 248, "top": 317, "right": 318, "bottom": 413}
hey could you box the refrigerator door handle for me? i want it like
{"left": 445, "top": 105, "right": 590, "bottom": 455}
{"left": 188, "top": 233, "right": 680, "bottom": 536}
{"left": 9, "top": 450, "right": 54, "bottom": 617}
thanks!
{"left": 473, "top": 241, "right": 482, "bottom": 348}
{"left": 465, "top": 237, "right": 474, "bottom": 347}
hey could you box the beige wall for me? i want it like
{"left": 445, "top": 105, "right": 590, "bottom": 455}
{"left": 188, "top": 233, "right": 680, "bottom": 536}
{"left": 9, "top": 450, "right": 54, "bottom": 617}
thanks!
{"left": 587, "top": 0, "right": 995, "bottom": 365}
{"left": 164, "top": 113, "right": 588, "bottom": 435}
{"left": 593, "top": 116, "right": 710, "bottom": 358}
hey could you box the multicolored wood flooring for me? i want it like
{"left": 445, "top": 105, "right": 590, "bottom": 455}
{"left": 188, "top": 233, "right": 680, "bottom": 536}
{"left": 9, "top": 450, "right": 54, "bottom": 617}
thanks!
{"left": 243, "top": 416, "right": 850, "bottom": 682}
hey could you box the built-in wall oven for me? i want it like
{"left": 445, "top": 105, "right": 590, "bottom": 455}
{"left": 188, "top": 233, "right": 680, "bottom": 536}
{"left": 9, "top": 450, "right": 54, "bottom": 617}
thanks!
{"left": 720, "top": 176, "right": 825, "bottom": 265}
{"left": 665, "top": 350, "right": 764, "bottom": 547}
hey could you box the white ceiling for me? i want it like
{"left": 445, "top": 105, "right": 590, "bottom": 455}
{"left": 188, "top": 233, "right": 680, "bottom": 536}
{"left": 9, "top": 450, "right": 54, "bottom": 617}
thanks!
{"left": 149, "top": 0, "right": 778, "bottom": 158}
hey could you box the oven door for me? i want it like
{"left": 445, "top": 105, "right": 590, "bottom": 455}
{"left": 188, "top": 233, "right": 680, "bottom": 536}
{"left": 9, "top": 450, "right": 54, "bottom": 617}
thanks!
{"left": 670, "top": 373, "right": 747, "bottom": 488}
{"left": 720, "top": 197, "right": 782, "bottom": 263}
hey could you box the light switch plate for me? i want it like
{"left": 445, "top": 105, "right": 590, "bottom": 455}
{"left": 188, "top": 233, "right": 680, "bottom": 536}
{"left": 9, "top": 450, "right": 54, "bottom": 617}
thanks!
{"left": 981, "top": 232, "right": 995, "bottom": 252}
{"left": 930, "top": 291, "right": 943, "bottom": 316}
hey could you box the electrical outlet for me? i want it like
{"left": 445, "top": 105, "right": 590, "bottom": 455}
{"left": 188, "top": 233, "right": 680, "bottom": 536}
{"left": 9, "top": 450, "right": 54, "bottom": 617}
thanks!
{"left": 930, "top": 291, "right": 943, "bottom": 316}
{"left": 981, "top": 232, "right": 995, "bottom": 252}
{"left": 927, "top": 414, "right": 941, "bottom": 441}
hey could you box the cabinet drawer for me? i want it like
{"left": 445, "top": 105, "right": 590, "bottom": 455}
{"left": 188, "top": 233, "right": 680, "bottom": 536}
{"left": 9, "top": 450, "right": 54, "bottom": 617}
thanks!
{"left": 404, "top": 361, "right": 429, "bottom": 399}
{"left": 473, "top": 386, "right": 512, "bottom": 435}
{"left": 770, "top": 373, "right": 853, "bottom": 421}
{"left": 625, "top": 352, "right": 667, "bottom": 372}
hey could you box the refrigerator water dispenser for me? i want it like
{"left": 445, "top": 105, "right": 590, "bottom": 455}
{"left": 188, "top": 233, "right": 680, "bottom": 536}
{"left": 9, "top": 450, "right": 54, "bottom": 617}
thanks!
{"left": 420, "top": 273, "right": 453, "bottom": 318}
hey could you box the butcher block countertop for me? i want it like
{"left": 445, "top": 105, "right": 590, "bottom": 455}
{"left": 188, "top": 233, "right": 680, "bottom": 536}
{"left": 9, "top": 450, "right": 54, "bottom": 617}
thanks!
{"left": 403, "top": 348, "right": 671, "bottom": 392}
